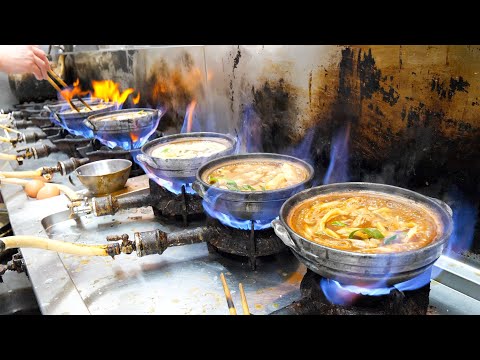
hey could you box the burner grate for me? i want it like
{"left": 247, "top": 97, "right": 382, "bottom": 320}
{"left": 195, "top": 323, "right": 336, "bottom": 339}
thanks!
{"left": 149, "top": 179, "right": 204, "bottom": 225}
{"left": 205, "top": 217, "right": 286, "bottom": 270}
{"left": 271, "top": 270, "right": 431, "bottom": 315}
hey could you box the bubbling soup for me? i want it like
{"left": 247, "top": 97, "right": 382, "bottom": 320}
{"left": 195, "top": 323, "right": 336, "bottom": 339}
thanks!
{"left": 287, "top": 192, "right": 442, "bottom": 254}
{"left": 151, "top": 139, "right": 230, "bottom": 159}
{"left": 203, "top": 160, "right": 308, "bottom": 192}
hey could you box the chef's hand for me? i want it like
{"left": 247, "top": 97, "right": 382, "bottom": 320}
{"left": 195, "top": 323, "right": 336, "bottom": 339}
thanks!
{"left": 0, "top": 45, "right": 51, "bottom": 81}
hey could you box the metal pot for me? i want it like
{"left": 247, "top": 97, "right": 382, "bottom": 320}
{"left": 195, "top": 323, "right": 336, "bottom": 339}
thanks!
{"left": 136, "top": 132, "right": 237, "bottom": 184}
{"left": 84, "top": 108, "right": 163, "bottom": 150}
{"left": 46, "top": 101, "right": 117, "bottom": 138}
{"left": 272, "top": 182, "right": 454, "bottom": 286}
{"left": 193, "top": 153, "right": 315, "bottom": 221}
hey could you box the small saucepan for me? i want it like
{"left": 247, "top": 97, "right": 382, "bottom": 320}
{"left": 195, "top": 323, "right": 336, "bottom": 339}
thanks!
{"left": 75, "top": 159, "right": 132, "bottom": 195}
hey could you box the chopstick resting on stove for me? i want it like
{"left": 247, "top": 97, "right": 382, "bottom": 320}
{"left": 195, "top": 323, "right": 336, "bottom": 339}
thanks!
{"left": 239, "top": 283, "right": 250, "bottom": 315}
{"left": 220, "top": 273, "right": 237, "bottom": 315}
{"left": 46, "top": 70, "right": 92, "bottom": 112}
{"left": 220, "top": 273, "right": 251, "bottom": 315}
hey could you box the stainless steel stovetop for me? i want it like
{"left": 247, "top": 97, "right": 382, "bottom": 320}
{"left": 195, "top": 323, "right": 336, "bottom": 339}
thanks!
{"left": 1, "top": 134, "right": 480, "bottom": 314}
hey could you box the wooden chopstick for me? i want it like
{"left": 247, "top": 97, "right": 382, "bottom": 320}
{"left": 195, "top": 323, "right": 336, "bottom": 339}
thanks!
{"left": 45, "top": 76, "right": 80, "bottom": 113}
{"left": 47, "top": 70, "right": 92, "bottom": 110}
{"left": 220, "top": 273, "right": 237, "bottom": 315}
{"left": 239, "top": 283, "right": 250, "bottom": 315}
{"left": 47, "top": 70, "right": 92, "bottom": 111}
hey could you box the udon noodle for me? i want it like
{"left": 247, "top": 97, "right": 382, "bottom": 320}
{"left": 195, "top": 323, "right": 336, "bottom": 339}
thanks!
{"left": 204, "top": 160, "right": 308, "bottom": 191}
{"left": 287, "top": 192, "right": 441, "bottom": 253}
{"left": 151, "top": 139, "right": 229, "bottom": 159}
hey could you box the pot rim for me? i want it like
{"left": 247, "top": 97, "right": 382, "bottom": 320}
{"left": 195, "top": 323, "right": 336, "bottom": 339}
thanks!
{"left": 195, "top": 152, "right": 315, "bottom": 196}
{"left": 75, "top": 159, "right": 132, "bottom": 178}
{"left": 87, "top": 108, "right": 160, "bottom": 123}
{"left": 278, "top": 182, "right": 453, "bottom": 259}
{"left": 57, "top": 102, "right": 117, "bottom": 119}
{"left": 140, "top": 132, "right": 237, "bottom": 161}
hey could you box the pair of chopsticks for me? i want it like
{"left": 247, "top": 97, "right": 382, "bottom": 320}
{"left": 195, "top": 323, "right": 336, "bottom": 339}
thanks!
{"left": 45, "top": 70, "right": 92, "bottom": 113}
{"left": 220, "top": 273, "right": 250, "bottom": 315}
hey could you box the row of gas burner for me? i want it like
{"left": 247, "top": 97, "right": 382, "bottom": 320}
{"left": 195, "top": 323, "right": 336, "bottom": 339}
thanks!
{"left": 0, "top": 98, "right": 445, "bottom": 315}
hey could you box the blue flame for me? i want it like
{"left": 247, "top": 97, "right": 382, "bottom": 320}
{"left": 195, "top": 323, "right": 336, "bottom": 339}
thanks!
{"left": 94, "top": 114, "right": 160, "bottom": 151}
{"left": 133, "top": 151, "right": 195, "bottom": 195}
{"left": 49, "top": 98, "right": 99, "bottom": 138}
{"left": 323, "top": 123, "right": 351, "bottom": 184}
{"left": 444, "top": 188, "right": 477, "bottom": 258}
{"left": 239, "top": 104, "right": 263, "bottom": 152}
{"left": 283, "top": 128, "right": 315, "bottom": 163}
{"left": 239, "top": 105, "right": 316, "bottom": 166}
{"left": 321, "top": 268, "right": 432, "bottom": 305}
{"left": 202, "top": 198, "right": 273, "bottom": 230}
{"left": 201, "top": 186, "right": 273, "bottom": 230}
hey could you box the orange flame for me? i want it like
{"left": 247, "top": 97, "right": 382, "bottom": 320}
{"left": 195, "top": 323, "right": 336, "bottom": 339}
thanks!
{"left": 60, "top": 78, "right": 89, "bottom": 107}
{"left": 186, "top": 100, "right": 197, "bottom": 133}
{"left": 58, "top": 79, "right": 140, "bottom": 111}
{"left": 91, "top": 80, "right": 135, "bottom": 105}
{"left": 133, "top": 92, "right": 141, "bottom": 105}
{"left": 130, "top": 133, "right": 139, "bottom": 142}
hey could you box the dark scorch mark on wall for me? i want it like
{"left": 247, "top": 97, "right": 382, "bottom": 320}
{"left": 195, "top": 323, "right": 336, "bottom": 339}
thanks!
{"left": 308, "top": 70, "right": 313, "bottom": 107}
{"left": 431, "top": 76, "right": 470, "bottom": 100}
{"left": 448, "top": 76, "right": 470, "bottom": 99}
{"left": 233, "top": 46, "right": 242, "bottom": 71}
{"left": 357, "top": 48, "right": 400, "bottom": 106}
{"left": 250, "top": 79, "right": 299, "bottom": 153}
{"left": 229, "top": 46, "right": 242, "bottom": 113}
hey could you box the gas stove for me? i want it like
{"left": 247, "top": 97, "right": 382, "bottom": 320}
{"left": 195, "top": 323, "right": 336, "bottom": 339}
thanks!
{"left": 3, "top": 100, "right": 162, "bottom": 178}
{"left": 271, "top": 269, "right": 433, "bottom": 315}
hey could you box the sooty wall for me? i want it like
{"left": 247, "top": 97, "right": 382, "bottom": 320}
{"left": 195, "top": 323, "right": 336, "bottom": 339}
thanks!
{"left": 63, "top": 45, "right": 480, "bottom": 259}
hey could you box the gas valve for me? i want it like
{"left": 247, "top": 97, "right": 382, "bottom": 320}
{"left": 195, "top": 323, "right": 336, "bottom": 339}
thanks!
{"left": 69, "top": 197, "right": 93, "bottom": 216}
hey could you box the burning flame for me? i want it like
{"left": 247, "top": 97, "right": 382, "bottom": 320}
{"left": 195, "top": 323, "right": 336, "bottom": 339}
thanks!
{"left": 323, "top": 123, "right": 351, "bottom": 184}
{"left": 182, "top": 100, "right": 197, "bottom": 133}
{"left": 58, "top": 79, "right": 140, "bottom": 111}
{"left": 59, "top": 78, "right": 89, "bottom": 105}
{"left": 130, "top": 133, "right": 139, "bottom": 143}
{"left": 202, "top": 196, "right": 273, "bottom": 230}
{"left": 134, "top": 155, "right": 195, "bottom": 195}
{"left": 321, "top": 269, "right": 432, "bottom": 305}
{"left": 91, "top": 80, "right": 134, "bottom": 105}
{"left": 133, "top": 93, "right": 141, "bottom": 105}
{"left": 200, "top": 186, "right": 273, "bottom": 230}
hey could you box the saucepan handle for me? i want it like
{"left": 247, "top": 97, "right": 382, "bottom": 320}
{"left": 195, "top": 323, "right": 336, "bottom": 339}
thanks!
{"left": 428, "top": 196, "right": 453, "bottom": 217}
{"left": 43, "top": 105, "right": 62, "bottom": 127}
{"left": 83, "top": 119, "right": 94, "bottom": 130}
{"left": 271, "top": 219, "right": 299, "bottom": 251}
{"left": 192, "top": 181, "right": 206, "bottom": 198}
{"left": 135, "top": 153, "right": 157, "bottom": 169}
